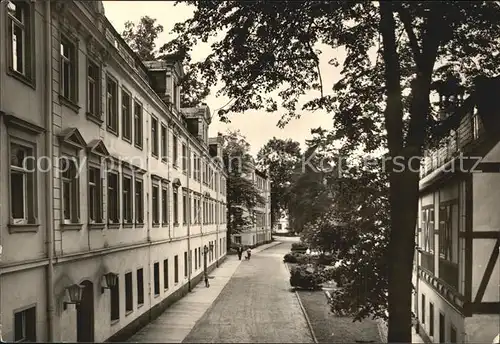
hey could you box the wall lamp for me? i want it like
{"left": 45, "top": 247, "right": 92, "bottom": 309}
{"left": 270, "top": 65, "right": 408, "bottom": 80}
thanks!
{"left": 101, "top": 272, "right": 118, "bottom": 294}
{"left": 63, "top": 284, "right": 84, "bottom": 310}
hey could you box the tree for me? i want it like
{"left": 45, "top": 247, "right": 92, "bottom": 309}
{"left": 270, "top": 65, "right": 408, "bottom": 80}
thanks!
{"left": 286, "top": 140, "right": 334, "bottom": 233}
{"left": 163, "top": 2, "right": 500, "bottom": 341}
{"left": 222, "top": 130, "right": 265, "bottom": 248}
{"left": 300, "top": 154, "right": 390, "bottom": 321}
{"left": 122, "top": 16, "right": 164, "bottom": 61}
{"left": 256, "top": 138, "right": 301, "bottom": 228}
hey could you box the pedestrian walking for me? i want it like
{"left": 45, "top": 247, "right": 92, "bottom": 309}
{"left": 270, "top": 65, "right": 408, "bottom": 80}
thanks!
{"left": 246, "top": 247, "right": 252, "bottom": 260}
{"left": 204, "top": 271, "right": 210, "bottom": 288}
{"left": 237, "top": 246, "right": 243, "bottom": 260}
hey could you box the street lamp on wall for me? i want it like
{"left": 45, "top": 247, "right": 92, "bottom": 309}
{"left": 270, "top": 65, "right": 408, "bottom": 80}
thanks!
{"left": 63, "top": 284, "right": 84, "bottom": 310}
{"left": 203, "top": 245, "right": 209, "bottom": 255}
{"left": 101, "top": 272, "right": 118, "bottom": 293}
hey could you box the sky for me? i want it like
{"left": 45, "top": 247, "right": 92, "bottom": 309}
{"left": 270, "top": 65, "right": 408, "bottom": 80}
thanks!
{"left": 102, "top": 1, "right": 337, "bottom": 157}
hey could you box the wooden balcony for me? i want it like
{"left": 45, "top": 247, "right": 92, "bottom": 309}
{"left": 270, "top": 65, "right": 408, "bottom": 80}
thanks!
{"left": 421, "top": 104, "right": 485, "bottom": 178}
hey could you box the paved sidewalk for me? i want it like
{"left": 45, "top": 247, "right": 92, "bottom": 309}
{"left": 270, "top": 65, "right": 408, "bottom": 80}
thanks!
{"left": 127, "top": 241, "right": 282, "bottom": 343}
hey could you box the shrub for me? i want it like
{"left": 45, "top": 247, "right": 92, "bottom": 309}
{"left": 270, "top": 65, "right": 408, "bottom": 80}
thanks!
{"left": 289, "top": 265, "right": 323, "bottom": 290}
{"left": 315, "top": 254, "right": 335, "bottom": 266}
{"left": 227, "top": 248, "right": 238, "bottom": 255}
{"left": 291, "top": 243, "right": 308, "bottom": 253}
{"left": 283, "top": 253, "right": 298, "bottom": 263}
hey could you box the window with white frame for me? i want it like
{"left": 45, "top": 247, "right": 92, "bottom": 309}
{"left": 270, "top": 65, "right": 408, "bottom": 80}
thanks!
{"left": 182, "top": 191, "right": 188, "bottom": 224}
{"left": 10, "top": 142, "right": 36, "bottom": 225}
{"left": 107, "top": 171, "right": 120, "bottom": 224}
{"left": 60, "top": 35, "right": 78, "bottom": 102}
{"left": 152, "top": 183, "right": 159, "bottom": 225}
{"left": 151, "top": 117, "right": 158, "bottom": 157}
{"left": 122, "top": 175, "right": 132, "bottom": 224}
{"left": 122, "top": 89, "right": 132, "bottom": 141}
{"left": 61, "top": 157, "right": 79, "bottom": 224}
{"left": 135, "top": 178, "right": 144, "bottom": 224}
{"left": 162, "top": 185, "right": 169, "bottom": 225}
{"left": 173, "top": 186, "right": 179, "bottom": 225}
{"left": 14, "top": 306, "right": 36, "bottom": 342}
{"left": 134, "top": 101, "right": 143, "bottom": 149}
{"left": 161, "top": 124, "right": 168, "bottom": 162}
{"left": 87, "top": 59, "right": 100, "bottom": 118}
{"left": 472, "top": 107, "right": 482, "bottom": 140}
{"left": 182, "top": 143, "right": 187, "bottom": 173}
{"left": 106, "top": 75, "right": 118, "bottom": 133}
{"left": 173, "top": 134, "right": 178, "bottom": 166}
{"left": 193, "top": 154, "right": 199, "bottom": 181}
{"left": 88, "top": 165, "right": 102, "bottom": 223}
{"left": 7, "top": 1, "right": 34, "bottom": 81}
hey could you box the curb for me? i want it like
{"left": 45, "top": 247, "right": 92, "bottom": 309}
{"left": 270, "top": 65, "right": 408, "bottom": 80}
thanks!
{"left": 284, "top": 262, "right": 319, "bottom": 344}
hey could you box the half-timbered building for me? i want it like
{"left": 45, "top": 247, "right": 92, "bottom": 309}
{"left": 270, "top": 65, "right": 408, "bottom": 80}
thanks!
{"left": 413, "top": 76, "right": 500, "bottom": 343}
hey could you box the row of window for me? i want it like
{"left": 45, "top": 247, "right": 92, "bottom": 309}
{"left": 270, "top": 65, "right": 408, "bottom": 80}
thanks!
{"left": 420, "top": 294, "right": 457, "bottom": 343}
{"left": 110, "top": 240, "right": 226, "bottom": 322}
{"left": 6, "top": 1, "right": 226, "bottom": 196}
{"left": 12, "top": 239, "right": 227, "bottom": 342}
{"left": 255, "top": 213, "right": 268, "bottom": 228}
{"left": 419, "top": 201, "right": 460, "bottom": 289}
{"left": 151, "top": 178, "right": 227, "bottom": 226}
{"left": 255, "top": 175, "right": 268, "bottom": 191}
{"left": 8, "top": 140, "right": 226, "bottom": 228}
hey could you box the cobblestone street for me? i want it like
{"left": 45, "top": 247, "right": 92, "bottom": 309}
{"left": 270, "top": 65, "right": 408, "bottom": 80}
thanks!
{"left": 183, "top": 240, "right": 313, "bottom": 343}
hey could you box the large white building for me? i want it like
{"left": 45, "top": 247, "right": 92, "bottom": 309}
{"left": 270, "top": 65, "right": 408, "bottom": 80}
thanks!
{"left": 0, "top": 1, "right": 228, "bottom": 342}
{"left": 413, "top": 76, "right": 499, "bottom": 343}
{"left": 231, "top": 168, "right": 272, "bottom": 247}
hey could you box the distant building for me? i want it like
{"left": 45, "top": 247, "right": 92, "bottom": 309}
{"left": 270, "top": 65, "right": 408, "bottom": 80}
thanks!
{"left": 273, "top": 214, "right": 290, "bottom": 234}
{"left": 413, "top": 76, "right": 500, "bottom": 343}
{"left": 0, "top": 1, "right": 227, "bottom": 341}
{"left": 231, "top": 168, "right": 272, "bottom": 246}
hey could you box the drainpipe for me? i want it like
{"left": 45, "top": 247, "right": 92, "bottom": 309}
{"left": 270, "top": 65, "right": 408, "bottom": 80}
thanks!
{"left": 215, "top": 166, "right": 219, "bottom": 268}
{"left": 0, "top": 2, "right": 4, "bottom": 341}
{"left": 146, "top": 111, "right": 152, "bottom": 319}
{"left": 187, "top": 143, "right": 191, "bottom": 291}
{"left": 45, "top": 1, "right": 55, "bottom": 341}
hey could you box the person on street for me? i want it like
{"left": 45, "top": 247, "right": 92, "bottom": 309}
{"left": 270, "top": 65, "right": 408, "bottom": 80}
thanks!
{"left": 204, "top": 271, "right": 210, "bottom": 287}
{"left": 237, "top": 246, "right": 243, "bottom": 260}
{"left": 246, "top": 247, "right": 252, "bottom": 260}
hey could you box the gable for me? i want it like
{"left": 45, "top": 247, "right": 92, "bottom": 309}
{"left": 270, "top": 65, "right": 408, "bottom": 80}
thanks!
{"left": 87, "top": 139, "right": 110, "bottom": 157}
{"left": 58, "top": 127, "right": 87, "bottom": 149}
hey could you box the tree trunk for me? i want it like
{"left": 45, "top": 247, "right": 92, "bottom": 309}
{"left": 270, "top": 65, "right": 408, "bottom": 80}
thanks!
{"left": 387, "top": 167, "right": 419, "bottom": 343}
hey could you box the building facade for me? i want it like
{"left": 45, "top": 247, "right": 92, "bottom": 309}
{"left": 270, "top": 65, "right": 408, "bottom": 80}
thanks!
{"left": 231, "top": 169, "right": 272, "bottom": 247}
{"left": 273, "top": 214, "right": 290, "bottom": 234}
{"left": 0, "top": 1, "right": 227, "bottom": 342}
{"left": 413, "top": 77, "right": 500, "bottom": 343}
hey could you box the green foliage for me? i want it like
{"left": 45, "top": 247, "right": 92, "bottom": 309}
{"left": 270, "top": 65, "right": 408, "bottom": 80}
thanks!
{"left": 301, "top": 163, "right": 390, "bottom": 321}
{"left": 287, "top": 141, "right": 336, "bottom": 233}
{"left": 122, "top": 16, "right": 163, "bottom": 61}
{"left": 283, "top": 252, "right": 309, "bottom": 264}
{"left": 283, "top": 253, "right": 298, "bottom": 263}
{"left": 222, "top": 130, "right": 265, "bottom": 240}
{"left": 290, "top": 243, "right": 308, "bottom": 252}
{"left": 256, "top": 138, "right": 302, "bottom": 226}
{"left": 164, "top": 1, "right": 500, "bottom": 341}
{"left": 289, "top": 265, "right": 323, "bottom": 290}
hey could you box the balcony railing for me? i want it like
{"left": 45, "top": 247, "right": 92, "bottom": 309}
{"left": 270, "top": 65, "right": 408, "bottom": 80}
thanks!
{"left": 421, "top": 106, "right": 484, "bottom": 178}
{"left": 420, "top": 251, "right": 435, "bottom": 273}
{"left": 439, "top": 258, "right": 459, "bottom": 291}
{"left": 104, "top": 25, "right": 150, "bottom": 84}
